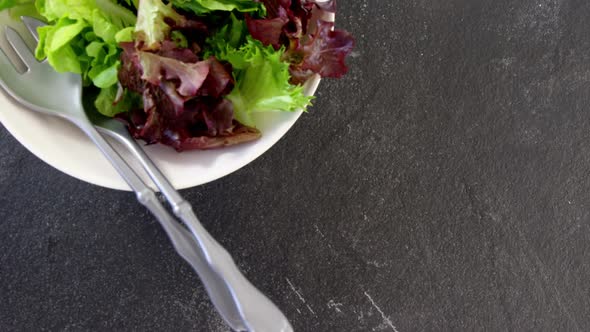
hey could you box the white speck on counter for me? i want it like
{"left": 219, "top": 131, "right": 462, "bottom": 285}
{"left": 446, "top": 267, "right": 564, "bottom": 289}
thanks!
{"left": 327, "top": 299, "right": 344, "bottom": 313}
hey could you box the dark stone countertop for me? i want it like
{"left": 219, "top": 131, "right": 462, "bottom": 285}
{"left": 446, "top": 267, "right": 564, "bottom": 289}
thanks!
{"left": 2, "top": 1, "right": 590, "bottom": 331}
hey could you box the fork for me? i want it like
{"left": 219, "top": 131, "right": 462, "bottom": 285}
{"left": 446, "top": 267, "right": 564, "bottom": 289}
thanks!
{"left": 0, "top": 19, "right": 293, "bottom": 332}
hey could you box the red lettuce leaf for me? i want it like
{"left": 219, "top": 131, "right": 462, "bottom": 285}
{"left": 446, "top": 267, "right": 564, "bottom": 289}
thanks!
{"left": 118, "top": 42, "right": 145, "bottom": 93}
{"left": 245, "top": 11, "right": 289, "bottom": 49}
{"left": 139, "top": 51, "right": 210, "bottom": 97}
{"left": 118, "top": 37, "right": 260, "bottom": 151}
{"left": 285, "top": 19, "right": 354, "bottom": 84}
{"left": 201, "top": 98, "right": 235, "bottom": 136}
{"left": 198, "top": 58, "right": 234, "bottom": 98}
{"left": 123, "top": 92, "right": 260, "bottom": 151}
{"left": 158, "top": 40, "right": 199, "bottom": 63}
{"left": 169, "top": 124, "right": 261, "bottom": 151}
{"left": 248, "top": 0, "right": 353, "bottom": 83}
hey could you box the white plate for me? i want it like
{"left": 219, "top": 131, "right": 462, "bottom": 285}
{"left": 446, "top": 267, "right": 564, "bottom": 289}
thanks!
{"left": 0, "top": 11, "right": 332, "bottom": 191}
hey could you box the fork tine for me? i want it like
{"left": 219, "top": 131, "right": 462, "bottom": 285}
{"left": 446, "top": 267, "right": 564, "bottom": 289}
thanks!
{"left": 0, "top": 46, "right": 20, "bottom": 77}
{"left": 5, "top": 27, "right": 37, "bottom": 69}
{"left": 21, "top": 16, "right": 44, "bottom": 43}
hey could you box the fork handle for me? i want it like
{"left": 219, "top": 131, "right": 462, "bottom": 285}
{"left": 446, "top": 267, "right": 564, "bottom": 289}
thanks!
{"left": 100, "top": 126, "right": 294, "bottom": 332}
{"left": 75, "top": 121, "right": 256, "bottom": 328}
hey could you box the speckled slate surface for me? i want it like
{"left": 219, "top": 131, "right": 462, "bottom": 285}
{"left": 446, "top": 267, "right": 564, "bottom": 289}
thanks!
{"left": 3, "top": 1, "right": 590, "bottom": 331}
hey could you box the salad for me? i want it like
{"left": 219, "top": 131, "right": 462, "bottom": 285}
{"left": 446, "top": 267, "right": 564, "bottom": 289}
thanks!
{"left": 0, "top": 0, "right": 353, "bottom": 151}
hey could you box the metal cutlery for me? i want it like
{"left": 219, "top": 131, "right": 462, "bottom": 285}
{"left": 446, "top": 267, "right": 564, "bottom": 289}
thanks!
{"left": 0, "top": 17, "right": 293, "bottom": 332}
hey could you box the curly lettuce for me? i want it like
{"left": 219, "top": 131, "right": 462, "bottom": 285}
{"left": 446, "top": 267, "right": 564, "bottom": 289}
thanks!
{"left": 0, "top": 0, "right": 354, "bottom": 151}
{"left": 207, "top": 15, "right": 312, "bottom": 126}
{"left": 171, "top": 0, "right": 265, "bottom": 16}
{"left": 33, "top": 0, "right": 136, "bottom": 115}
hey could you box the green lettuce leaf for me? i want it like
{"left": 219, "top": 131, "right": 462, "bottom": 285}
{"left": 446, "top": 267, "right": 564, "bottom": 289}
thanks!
{"left": 94, "top": 84, "right": 141, "bottom": 117}
{"left": 0, "top": 0, "right": 40, "bottom": 19}
{"left": 0, "top": 0, "right": 29, "bottom": 10}
{"left": 115, "top": 26, "right": 134, "bottom": 43}
{"left": 85, "top": 40, "right": 120, "bottom": 87}
{"left": 205, "top": 11, "right": 248, "bottom": 51}
{"left": 207, "top": 19, "right": 312, "bottom": 126}
{"left": 171, "top": 0, "right": 264, "bottom": 16}
{"left": 134, "top": 0, "right": 186, "bottom": 50}
{"left": 36, "top": 0, "right": 135, "bottom": 25}
{"left": 34, "top": 0, "right": 136, "bottom": 89}
{"left": 35, "top": 17, "right": 88, "bottom": 73}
